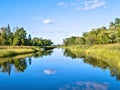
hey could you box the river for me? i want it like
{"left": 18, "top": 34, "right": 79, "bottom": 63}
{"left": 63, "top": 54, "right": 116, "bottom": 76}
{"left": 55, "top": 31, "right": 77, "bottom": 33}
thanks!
{"left": 0, "top": 48, "right": 120, "bottom": 90}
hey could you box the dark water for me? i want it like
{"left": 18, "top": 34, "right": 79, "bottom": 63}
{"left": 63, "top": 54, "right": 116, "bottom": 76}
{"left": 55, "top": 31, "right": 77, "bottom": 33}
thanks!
{"left": 0, "top": 49, "right": 120, "bottom": 90}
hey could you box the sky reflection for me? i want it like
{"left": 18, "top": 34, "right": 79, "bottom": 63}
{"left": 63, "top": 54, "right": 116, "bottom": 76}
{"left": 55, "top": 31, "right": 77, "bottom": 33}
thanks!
{"left": 59, "top": 81, "right": 109, "bottom": 90}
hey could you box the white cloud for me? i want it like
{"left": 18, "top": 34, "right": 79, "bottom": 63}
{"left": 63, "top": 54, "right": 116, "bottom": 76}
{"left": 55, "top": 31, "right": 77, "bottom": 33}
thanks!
{"left": 43, "top": 19, "right": 55, "bottom": 24}
{"left": 83, "top": 0, "right": 106, "bottom": 10}
{"left": 57, "top": 0, "right": 106, "bottom": 11}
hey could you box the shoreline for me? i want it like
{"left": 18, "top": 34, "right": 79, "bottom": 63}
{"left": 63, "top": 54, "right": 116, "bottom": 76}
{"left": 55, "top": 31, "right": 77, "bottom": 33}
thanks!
{"left": 0, "top": 46, "right": 41, "bottom": 57}
{"left": 62, "top": 44, "right": 120, "bottom": 67}
{"left": 0, "top": 46, "right": 55, "bottom": 58}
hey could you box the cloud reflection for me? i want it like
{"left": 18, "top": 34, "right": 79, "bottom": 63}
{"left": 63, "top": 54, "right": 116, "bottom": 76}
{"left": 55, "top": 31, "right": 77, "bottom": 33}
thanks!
{"left": 44, "top": 69, "right": 56, "bottom": 75}
{"left": 59, "top": 81, "right": 109, "bottom": 90}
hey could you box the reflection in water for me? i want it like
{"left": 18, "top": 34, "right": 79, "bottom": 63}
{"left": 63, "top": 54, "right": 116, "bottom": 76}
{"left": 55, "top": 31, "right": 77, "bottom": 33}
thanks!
{"left": 28, "top": 57, "right": 32, "bottom": 65}
{"left": 33, "top": 50, "right": 53, "bottom": 58}
{"left": 0, "top": 50, "right": 53, "bottom": 75}
{"left": 59, "top": 81, "right": 109, "bottom": 90}
{"left": 44, "top": 69, "right": 56, "bottom": 74}
{"left": 64, "top": 49, "right": 120, "bottom": 80}
{"left": 64, "top": 49, "right": 85, "bottom": 59}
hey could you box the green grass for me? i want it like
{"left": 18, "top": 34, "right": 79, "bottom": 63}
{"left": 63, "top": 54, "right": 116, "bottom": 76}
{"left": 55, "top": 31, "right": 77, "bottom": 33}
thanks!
{"left": 86, "top": 44, "right": 120, "bottom": 68}
{"left": 0, "top": 46, "right": 40, "bottom": 57}
{"left": 63, "top": 44, "right": 120, "bottom": 69}
{"left": 0, "top": 53, "right": 34, "bottom": 64}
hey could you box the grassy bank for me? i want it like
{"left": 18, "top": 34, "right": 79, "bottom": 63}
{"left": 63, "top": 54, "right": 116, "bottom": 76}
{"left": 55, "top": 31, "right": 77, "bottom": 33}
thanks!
{"left": 86, "top": 44, "right": 120, "bottom": 68}
{"left": 0, "top": 53, "right": 34, "bottom": 64}
{"left": 0, "top": 46, "right": 41, "bottom": 57}
{"left": 63, "top": 44, "right": 120, "bottom": 68}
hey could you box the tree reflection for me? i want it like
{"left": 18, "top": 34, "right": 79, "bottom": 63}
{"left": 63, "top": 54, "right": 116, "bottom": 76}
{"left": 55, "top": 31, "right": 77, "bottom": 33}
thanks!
{"left": 13, "top": 58, "right": 27, "bottom": 72}
{"left": 83, "top": 56, "right": 109, "bottom": 70}
{"left": 64, "top": 49, "right": 85, "bottom": 59}
{"left": 0, "top": 50, "right": 53, "bottom": 75}
{"left": 0, "top": 61, "right": 12, "bottom": 75}
{"left": 33, "top": 50, "right": 53, "bottom": 58}
{"left": 28, "top": 57, "right": 32, "bottom": 65}
{"left": 64, "top": 48, "right": 120, "bottom": 81}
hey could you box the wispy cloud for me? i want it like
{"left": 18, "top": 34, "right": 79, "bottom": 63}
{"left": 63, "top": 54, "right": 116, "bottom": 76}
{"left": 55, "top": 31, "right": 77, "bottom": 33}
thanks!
{"left": 57, "top": 2, "right": 68, "bottom": 8}
{"left": 57, "top": 0, "right": 107, "bottom": 11}
{"left": 43, "top": 19, "right": 55, "bottom": 24}
{"left": 83, "top": 0, "right": 106, "bottom": 10}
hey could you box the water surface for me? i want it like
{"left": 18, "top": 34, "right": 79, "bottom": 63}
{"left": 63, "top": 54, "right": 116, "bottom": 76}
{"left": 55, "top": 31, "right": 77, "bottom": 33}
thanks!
{"left": 0, "top": 49, "right": 120, "bottom": 90}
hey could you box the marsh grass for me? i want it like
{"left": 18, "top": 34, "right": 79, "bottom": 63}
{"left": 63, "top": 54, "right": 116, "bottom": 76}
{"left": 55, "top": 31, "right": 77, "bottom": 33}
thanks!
{"left": 64, "top": 44, "right": 120, "bottom": 69}
{"left": 0, "top": 46, "right": 40, "bottom": 57}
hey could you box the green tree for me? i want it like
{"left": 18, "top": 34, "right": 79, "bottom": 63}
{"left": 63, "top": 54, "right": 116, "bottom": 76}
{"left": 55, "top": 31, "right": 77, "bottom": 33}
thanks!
{"left": 27, "top": 34, "right": 32, "bottom": 45}
{"left": 75, "top": 37, "right": 85, "bottom": 45}
{"left": 13, "top": 27, "right": 27, "bottom": 45}
{"left": 0, "top": 27, "right": 7, "bottom": 45}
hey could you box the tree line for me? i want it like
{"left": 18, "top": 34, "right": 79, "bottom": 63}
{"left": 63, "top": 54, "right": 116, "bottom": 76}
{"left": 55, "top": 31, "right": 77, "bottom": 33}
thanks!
{"left": 63, "top": 18, "right": 120, "bottom": 46}
{"left": 0, "top": 25, "right": 53, "bottom": 46}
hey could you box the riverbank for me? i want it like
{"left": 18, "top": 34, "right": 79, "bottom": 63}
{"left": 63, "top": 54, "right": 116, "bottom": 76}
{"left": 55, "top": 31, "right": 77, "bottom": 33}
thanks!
{"left": 0, "top": 46, "right": 41, "bottom": 57}
{"left": 62, "top": 44, "right": 120, "bottom": 68}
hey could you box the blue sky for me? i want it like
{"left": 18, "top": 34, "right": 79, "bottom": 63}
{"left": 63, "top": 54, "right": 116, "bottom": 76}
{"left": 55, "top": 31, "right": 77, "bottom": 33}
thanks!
{"left": 0, "top": 0, "right": 120, "bottom": 44}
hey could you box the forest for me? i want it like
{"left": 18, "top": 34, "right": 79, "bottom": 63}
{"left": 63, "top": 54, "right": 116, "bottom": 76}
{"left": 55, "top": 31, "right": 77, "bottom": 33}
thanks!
{"left": 0, "top": 25, "right": 53, "bottom": 46}
{"left": 63, "top": 18, "right": 120, "bottom": 46}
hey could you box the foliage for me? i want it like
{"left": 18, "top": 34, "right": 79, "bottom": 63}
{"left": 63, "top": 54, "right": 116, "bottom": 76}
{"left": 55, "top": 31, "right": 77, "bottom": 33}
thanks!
{"left": 63, "top": 18, "right": 120, "bottom": 46}
{"left": 0, "top": 25, "right": 53, "bottom": 46}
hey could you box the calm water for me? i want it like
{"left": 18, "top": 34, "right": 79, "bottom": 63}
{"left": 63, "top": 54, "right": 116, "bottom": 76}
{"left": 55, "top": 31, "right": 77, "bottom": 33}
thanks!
{"left": 0, "top": 49, "right": 120, "bottom": 90}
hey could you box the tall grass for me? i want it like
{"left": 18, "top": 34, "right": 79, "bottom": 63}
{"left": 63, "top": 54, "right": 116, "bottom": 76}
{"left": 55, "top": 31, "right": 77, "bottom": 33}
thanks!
{"left": 64, "top": 44, "right": 120, "bottom": 69}
{"left": 86, "top": 44, "right": 120, "bottom": 69}
{"left": 0, "top": 46, "right": 40, "bottom": 57}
